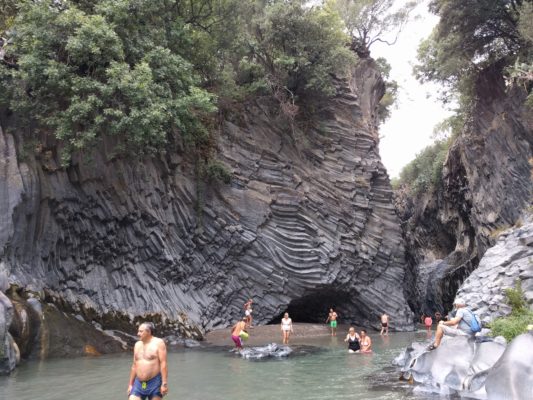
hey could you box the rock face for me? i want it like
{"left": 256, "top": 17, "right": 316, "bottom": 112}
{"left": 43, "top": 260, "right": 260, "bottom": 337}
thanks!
{"left": 395, "top": 333, "right": 533, "bottom": 399}
{"left": 456, "top": 221, "right": 533, "bottom": 322}
{"left": 396, "top": 64, "right": 533, "bottom": 314}
{"left": 0, "top": 58, "right": 413, "bottom": 361}
{"left": 0, "top": 267, "right": 17, "bottom": 374}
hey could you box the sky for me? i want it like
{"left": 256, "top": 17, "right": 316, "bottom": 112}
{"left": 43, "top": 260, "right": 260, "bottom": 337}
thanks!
{"left": 371, "top": 1, "right": 452, "bottom": 179}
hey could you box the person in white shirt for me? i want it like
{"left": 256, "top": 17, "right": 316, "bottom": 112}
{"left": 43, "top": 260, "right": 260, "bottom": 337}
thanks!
{"left": 280, "top": 312, "right": 293, "bottom": 344}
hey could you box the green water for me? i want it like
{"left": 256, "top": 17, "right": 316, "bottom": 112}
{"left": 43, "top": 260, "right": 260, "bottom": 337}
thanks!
{"left": 0, "top": 330, "right": 438, "bottom": 400}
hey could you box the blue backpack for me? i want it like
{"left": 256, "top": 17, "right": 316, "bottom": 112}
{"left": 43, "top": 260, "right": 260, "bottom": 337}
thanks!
{"left": 465, "top": 309, "right": 482, "bottom": 333}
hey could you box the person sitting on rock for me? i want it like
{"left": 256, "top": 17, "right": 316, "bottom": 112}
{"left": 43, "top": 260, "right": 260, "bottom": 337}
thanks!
{"left": 427, "top": 298, "right": 474, "bottom": 351}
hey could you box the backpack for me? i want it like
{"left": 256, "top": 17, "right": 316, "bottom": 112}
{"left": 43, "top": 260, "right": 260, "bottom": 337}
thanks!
{"left": 465, "top": 309, "right": 482, "bottom": 333}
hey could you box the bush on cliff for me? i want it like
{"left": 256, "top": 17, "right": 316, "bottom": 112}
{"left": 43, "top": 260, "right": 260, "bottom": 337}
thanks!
{"left": 0, "top": 0, "right": 359, "bottom": 165}
{"left": 490, "top": 281, "right": 533, "bottom": 342}
{"left": 395, "top": 139, "right": 450, "bottom": 193}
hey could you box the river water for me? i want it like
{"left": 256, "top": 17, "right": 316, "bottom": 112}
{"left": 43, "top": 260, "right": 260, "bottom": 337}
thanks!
{"left": 0, "top": 329, "right": 439, "bottom": 400}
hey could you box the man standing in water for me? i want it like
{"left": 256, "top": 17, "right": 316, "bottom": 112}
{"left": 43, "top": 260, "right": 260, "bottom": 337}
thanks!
{"left": 326, "top": 308, "right": 338, "bottom": 336}
{"left": 380, "top": 313, "right": 389, "bottom": 336}
{"left": 127, "top": 322, "right": 168, "bottom": 400}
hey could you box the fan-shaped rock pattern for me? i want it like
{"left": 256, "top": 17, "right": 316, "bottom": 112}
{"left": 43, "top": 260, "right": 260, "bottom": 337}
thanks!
{"left": 0, "top": 60, "right": 413, "bottom": 350}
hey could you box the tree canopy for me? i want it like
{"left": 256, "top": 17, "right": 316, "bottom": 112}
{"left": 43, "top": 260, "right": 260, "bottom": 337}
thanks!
{"left": 329, "top": 0, "right": 419, "bottom": 57}
{"left": 0, "top": 0, "right": 360, "bottom": 164}
{"left": 415, "top": 0, "right": 532, "bottom": 101}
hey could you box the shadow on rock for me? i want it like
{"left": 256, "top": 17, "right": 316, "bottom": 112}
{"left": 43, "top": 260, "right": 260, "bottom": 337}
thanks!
{"left": 393, "top": 333, "right": 533, "bottom": 399}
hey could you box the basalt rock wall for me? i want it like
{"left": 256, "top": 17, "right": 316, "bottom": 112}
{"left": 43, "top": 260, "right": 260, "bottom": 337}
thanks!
{"left": 0, "top": 59, "right": 413, "bottom": 357}
{"left": 396, "top": 63, "right": 533, "bottom": 315}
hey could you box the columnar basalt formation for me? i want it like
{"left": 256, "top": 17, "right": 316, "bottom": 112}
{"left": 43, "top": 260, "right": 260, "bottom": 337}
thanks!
{"left": 0, "top": 59, "right": 413, "bottom": 361}
{"left": 396, "top": 64, "right": 533, "bottom": 314}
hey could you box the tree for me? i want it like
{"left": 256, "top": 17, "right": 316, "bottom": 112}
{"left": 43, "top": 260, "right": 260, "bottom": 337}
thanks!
{"left": 329, "top": 0, "right": 419, "bottom": 57}
{"left": 1, "top": 0, "right": 217, "bottom": 164}
{"left": 242, "top": 1, "right": 356, "bottom": 107}
{"left": 414, "top": 0, "right": 532, "bottom": 101}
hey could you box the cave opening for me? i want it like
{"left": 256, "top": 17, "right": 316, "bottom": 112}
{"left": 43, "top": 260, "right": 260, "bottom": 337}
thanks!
{"left": 269, "top": 289, "right": 351, "bottom": 324}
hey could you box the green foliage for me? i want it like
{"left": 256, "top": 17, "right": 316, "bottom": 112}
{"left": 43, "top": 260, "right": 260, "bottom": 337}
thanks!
{"left": 1, "top": 0, "right": 360, "bottom": 164}
{"left": 397, "top": 139, "right": 450, "bottom": 193}
{"left": 505, "top": 280, "right": 528, "bottom": 314}
{"left": 2, "top": 0, "right": 216, "bottom": 165}
{"left": 490, "top": 281, "right": 533, "bottom": 342}
{"left": 241, "top": 0, "right": 356, "bottom": 106}
{"left": 375, "top": 57, "right": 398, "bottom": 123}
{"left": 330, "top": 0, "right": 419, "bottom": 57}
{"left": 203, "top": 160, "right": 232, "bottom": 184}
{"left": 432, "top": 111, "right": 465, "bottom": 140}
{"left": 0, "top": 0, "right": 17, "bottom": 34}
{"left": 414, "top": 0, "right": 532, "bottom": 102}
{"left": 490, "top": 311, "right": 533, "bottom": 342}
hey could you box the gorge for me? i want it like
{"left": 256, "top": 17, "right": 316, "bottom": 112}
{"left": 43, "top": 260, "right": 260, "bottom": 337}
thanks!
{"left": 1, "top": 0, "right": 532, "bottom": 384}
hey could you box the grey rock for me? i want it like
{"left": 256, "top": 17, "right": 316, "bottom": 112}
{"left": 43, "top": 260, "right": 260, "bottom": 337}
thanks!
{"left": 397, "top": 68, "right": 532, "bottom": 314}
{"left": 238, "top": 343, "right": 292, "bottom": 359}
{"left": 0, "top": 291, "right": 16, "bottom": 375}
{"left": 456, "top": 222, "right": 533, "bottom": 322}
{"left": 395, "top": 335, "right": 522, "bottom": 399}
{"left": 484, "top": 333, "right": 533, "bottom": 400}
{"left": 0, "top": 57, "right": 414, "bottom": 363}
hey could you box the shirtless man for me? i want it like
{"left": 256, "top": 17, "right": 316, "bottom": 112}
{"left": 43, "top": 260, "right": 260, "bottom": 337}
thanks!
{"left": 127, "top": 322, "right": 168, "bottom": 400}
{"left": 325, "top": 308, "right": 338, "bottom": 336}
{"left": 380, "top": 313, "right": 389, "bottom": 336}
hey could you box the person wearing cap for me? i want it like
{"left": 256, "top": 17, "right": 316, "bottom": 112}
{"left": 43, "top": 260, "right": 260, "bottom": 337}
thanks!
{"left": 427, "top": 297, "right": 474, "bottom": 351}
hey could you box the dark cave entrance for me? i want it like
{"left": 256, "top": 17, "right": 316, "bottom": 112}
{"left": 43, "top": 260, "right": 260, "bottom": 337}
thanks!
{"left": 269, "top": 289, "right": 351, "bottom": 324}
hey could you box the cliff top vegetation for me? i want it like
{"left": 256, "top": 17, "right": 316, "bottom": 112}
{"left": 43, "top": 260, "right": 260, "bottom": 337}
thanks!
{"left": 395, "top": 0, "right": 532, "bottom": 193}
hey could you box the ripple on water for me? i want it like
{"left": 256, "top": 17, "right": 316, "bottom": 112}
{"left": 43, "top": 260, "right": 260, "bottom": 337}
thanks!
{"left": 0, "top": 332, "right": 432, "bottom": 400}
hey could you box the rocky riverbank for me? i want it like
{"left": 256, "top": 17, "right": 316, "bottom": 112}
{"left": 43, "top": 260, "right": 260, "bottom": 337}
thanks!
{"left": 395, "top": 331, "right": 533, "bottom": 399}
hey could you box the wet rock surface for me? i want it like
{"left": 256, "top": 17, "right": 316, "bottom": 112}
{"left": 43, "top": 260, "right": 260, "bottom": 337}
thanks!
{"left": 0, "top": 57, "right": 413, "bottom": 360}
{"left": 237, "top": 343, "right": 293, "bottom": 360}
{"left": 0, "top": 267, "right": 17, "bottom": 374}
{"left": 394, "top": 333, "right": 533, "bottom": 399}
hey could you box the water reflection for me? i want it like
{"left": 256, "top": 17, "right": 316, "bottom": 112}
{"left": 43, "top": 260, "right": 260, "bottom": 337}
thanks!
{"left": 0, "top": 331, "right": 427, "bottom": 400}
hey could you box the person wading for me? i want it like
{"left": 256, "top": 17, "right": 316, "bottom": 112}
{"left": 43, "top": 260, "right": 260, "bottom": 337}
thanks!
{"left": 326, "top": 308, "right": 339, "bottom": 336}
{"left": 127, "top": 322, "right": 168, "bottom": 400}
{"left": 380, "top": 313, "right": 389, "bottom": 336}
{"left": 281, "top": 312, "right": 293, "bottom": 344}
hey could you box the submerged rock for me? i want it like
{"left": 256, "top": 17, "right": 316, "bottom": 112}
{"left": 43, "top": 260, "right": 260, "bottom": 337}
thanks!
{"left": 238, "top": 343, "right": 293, "bottom": 360}
{"left": 395, "top": 333, "right": 533, "bottom": 399}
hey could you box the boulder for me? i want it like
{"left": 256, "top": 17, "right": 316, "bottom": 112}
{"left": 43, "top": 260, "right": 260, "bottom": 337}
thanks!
{"left": 238, "top": 343, "right": 292, "bottom": 360}
{"left": 456, "top": 221, "right": 533, "bottom": 322}
{"left": 483, "top": 333, "right": 533, "bottom": 400}
{"left": 395, "top": 333, "right": 533, "bottom": 399}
